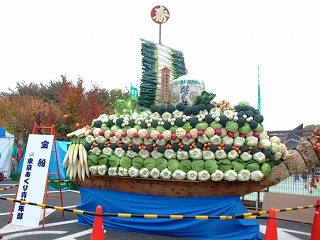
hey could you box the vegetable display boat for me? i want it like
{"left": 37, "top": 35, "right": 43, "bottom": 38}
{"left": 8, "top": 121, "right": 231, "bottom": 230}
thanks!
{"left": 66, "top": 39, "right": 320, "bottom": 198}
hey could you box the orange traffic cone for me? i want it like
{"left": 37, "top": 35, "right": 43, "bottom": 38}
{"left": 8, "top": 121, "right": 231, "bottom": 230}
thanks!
{"left": 264, "top": 208, "right": 278, "bottom": 240}
{"left": 90, "top": 205, "right": 105, "bottom": 240}
{"left": 311, "top": 198, "right": 320, "bottom": 240}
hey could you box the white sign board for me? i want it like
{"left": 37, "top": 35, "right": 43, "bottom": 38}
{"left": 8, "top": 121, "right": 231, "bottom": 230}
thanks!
{"left": 12, "top": 134, "right": 54, "bottom": 227}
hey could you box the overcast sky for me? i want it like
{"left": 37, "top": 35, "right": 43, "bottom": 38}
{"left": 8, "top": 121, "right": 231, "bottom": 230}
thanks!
{"left": 0, "top": 0, "right": 319, "bottom": 131}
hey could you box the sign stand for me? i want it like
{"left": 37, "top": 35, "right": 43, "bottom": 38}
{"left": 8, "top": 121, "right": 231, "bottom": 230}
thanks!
{"left": 8, "top": 124, "right": 64, "bottom": 228}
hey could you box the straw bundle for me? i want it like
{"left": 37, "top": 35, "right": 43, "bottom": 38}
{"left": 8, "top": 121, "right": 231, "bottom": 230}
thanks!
{"left": 267, "top": 163, "right": 290, "bottom": 183}
{"left": 268, "top": 137, "right": 319, "bottom": 183}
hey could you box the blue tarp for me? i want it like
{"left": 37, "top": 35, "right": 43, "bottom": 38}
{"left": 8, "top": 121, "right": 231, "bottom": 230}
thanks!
{"left": 77, "top": 187, "right": 261, "bottom": 240}
{"left": 0, "top": 126, "right": 6, "bottom": 138}
{"left": 18, "top": 140, "right": 70, "bottom": 180}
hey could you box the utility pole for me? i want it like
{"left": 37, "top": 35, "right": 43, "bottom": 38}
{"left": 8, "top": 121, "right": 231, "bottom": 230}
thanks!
{"left": 257, "top": 65, "right": 261, "bottom": 114}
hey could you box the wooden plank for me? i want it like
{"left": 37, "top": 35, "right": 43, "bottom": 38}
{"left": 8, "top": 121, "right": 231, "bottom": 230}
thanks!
{"left": 75, "top": 175, "right": 278, "bottom": 197}
{"left": 262, "top": 192, "right": 318, "bottom": 224}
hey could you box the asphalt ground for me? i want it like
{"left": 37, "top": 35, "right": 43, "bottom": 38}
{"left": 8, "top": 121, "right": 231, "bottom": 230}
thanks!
{"left": 0, "top": 178, "right": 313, "bottom": 240}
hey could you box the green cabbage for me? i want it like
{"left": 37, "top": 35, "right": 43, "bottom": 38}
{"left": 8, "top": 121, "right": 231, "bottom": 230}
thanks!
{"left": 120, "top": 156, "right": 132, "bottom": 169}
{"left": 98, "top": 154, "right": 109, "bottom": 165}
{"left": 122, "top": 126, "right": 131, "bottom": 132}
{"left": 146, "top": 127, "right": 156, "bottom": 134}
{"left": 169, "top": 125, "right": 179, "bottom": 133}
{"left": 110, "top": 125, "right": 121, "bottom": 132}
{"left": 182, "top": 122, "right": 193, "bottom": 132}
{"left": 156, "top": 157, "right": 168, "bottom": 170}
{"left": 87, "top": 153, "right": 98, "bottom": 166}
{"left": 132, "top": 156, "right": 144, "bottom": 170}
{"left": 179, "top": 160, "right": 192, "bottom": 172}
{"left": 168, "top": 159, "right": 180, "bottom": 172}
{"left": 156, "top": 125, "right": 166, "bottom": 133}
{"left": 225, "top": 121, "right": 239, "bottom": 132}
{"left": 260, "top": 162, "right": 271, "bottom": 177}
{"left": 254, "top": 123, "right": 264, "bottom": 133}
{"left": 195, "top": 122, "right": 209, "bottom": 131}
{"left": 210, "top": 121, "right": 223, "bottom": 130}
{"left": 144, "top": 157, "right": 157, "bottom": 170}
{"left": 191, "top": 160, "right": 205, "bottom": 172}
{"left": 238, "top": 123, "right": 251, "bottom": 134}
{"left": 217, "top": 159, "right": 232, "bottom": 172}
{"left": 231, "top": 158, "right": 245, "bottom": 172}
{"left": 204, "top": 160, "right": 218, "bottom": 174}
{"left": 134, "top": 125, "right": 142, "bottom": 131}
{"left": 100, "top": 123, "right": 110, "bottom": 131}
{"left": 108, "top": 155, "right": 120, "bottom": 167}
{"left": 246, "top": 160, "right": 260, "bottom": 172}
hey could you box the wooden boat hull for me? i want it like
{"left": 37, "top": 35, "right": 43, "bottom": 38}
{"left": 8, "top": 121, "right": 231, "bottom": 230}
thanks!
{"left": 75, "top": 137, "right": 319, "bottom": 197}
{"left": 75, "top": 175, "right": 278, "bottom": 197}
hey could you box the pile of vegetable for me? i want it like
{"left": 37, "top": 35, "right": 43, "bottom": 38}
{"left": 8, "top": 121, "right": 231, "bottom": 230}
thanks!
{"left": 64, "top": 95, "right": 290, "bottom": 182}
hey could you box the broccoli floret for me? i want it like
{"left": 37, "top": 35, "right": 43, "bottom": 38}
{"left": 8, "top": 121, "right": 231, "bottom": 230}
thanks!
{"left": 224, "top": 144, "right": 233, "bottom": 153}
{"left": 247, "top": 106, "right": 258, "bottom": 114}
{"left": 140, "top": 121, "right": 147, "bottom": 129}
{"left": 245, "top": 110, "right": 255, "bottom": 118}
{"left": 262, "top": 149, "right": 272, "bottom": 158}
{"left": 110, "top": 143, "right": 118, "bottom": 150}
{"left": 204, "top": 114, "right": 214, "bottom": 124}
{"left": 158, "top": 106, "right": 167, "bottom": 115}
{"left": 171, "top": 143, "right": 179, "bottom": 152}
{"left": 98, "top": 142, "right": 105, "bottom": 151}
{"left": 146, "top": 144, "right": 154, "bottom": 153}
{"left": 106, "top": 119, "right": 115, "bottom": 128}
{"left": 183, "top": 106, "right": 192, "bottom": 116}
{"left": 84, "top": 142, "right": 92, "bottom": 151}
{"left": 189, "top": 117, "right": 198, "bottom": 127}
{"left": 236, "top": 117, "right": 246, "bottom": 127}
{"left": 182, "top": 144, "right": 190, "bottom": 151}
{"left": 116, "top": 118, "right": 124, "bottom": 127}
{"left": 157, "top": 145, "right": 166, "bottom": 153}
{"left": 175, "top": 118, "right": 184, "bottom": 127}
{"left": 249, "top": 120, "right": 259, "bottom": 129}
{"left": 176, "top": 102, "right": 186, "bottom": 111}
{"left": 150, "top": 104, "right": 159, "bottom": 113}
{"left": 209, "top": 144, "right": 218, "bottom": 153}
{"left": 238, "top": 111, "right": 245, "bottom": 117}
{"left": 121, "top": 143, "right": 128, "bottom": 151}
{"left": 131, "top": 144, "right": 140, "bottom": 153}
{"left": 191, "top": 105, "right": 200, "bottom": 115}
{"left": 254, "top": 114, "right": 264, "bottom": 123}
{"left": 151, "top": 119, "right": 158, "bottom": 128}
{"left": 240, "top": 145, "right": 249, "bottom": 152}
{"left": 267, "top": 161, "right": 274, "bottom": 168}
{"left": 251, "top": 146, "right": 260, "bottom": 154}
{"left": 219, "top": 115, "right": 229, "bottom": 126}
{"left": 128, "top": 119, "right": 135, "bottom": 128}
{"left": 95, "top": 120, "right": 103, "bottom": 128}
{"left": 196, "top": 142, "right": 204, "bottom": 149}
{"left": 199, "top": 103, "right": 206, "bottom": 111}
{"left": 163, "top": 120, "right": 171, "bottom": 130}
{"left": 166, "top": 104, "right": 176, "bottom": 113}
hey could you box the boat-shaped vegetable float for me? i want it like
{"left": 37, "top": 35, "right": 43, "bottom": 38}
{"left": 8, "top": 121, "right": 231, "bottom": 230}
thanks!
{"left": 64, "top": 39, "right": 320, "bottom": 198}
